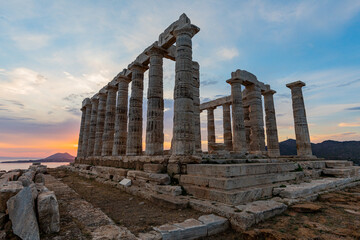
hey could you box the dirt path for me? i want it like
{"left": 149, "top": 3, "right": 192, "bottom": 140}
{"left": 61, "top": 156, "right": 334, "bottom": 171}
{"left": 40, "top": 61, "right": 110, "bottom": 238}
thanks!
{"left": 48, "top": 168, "right": 202, "bottom": 235}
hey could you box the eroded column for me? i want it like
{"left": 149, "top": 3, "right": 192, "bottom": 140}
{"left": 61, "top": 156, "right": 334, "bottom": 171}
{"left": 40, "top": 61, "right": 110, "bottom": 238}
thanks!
{"left": 112, "top": 76, "right": 131, "bottom": 156}
{"left": 242, "top": 89, "right": 251, "bottom": 150}
{"left": 286, "top": 81, "right": 313, "bottom": 157}
{"left": 101, "top": 84, "right": 117, "bottom": 156}
{"left": 226, "top": 78, "right": 247, "bottom": 153}
{"left": 87, "top": 96, "right": 99, "bottom": 156}
{"left": 81, "top": 98, "right": 91, "bottom": 157}
{"left": 77, "top": 106, "right": 86, "bottom": 157}
{"left": 263, "top": 89, "right": 280, "bottom": 157}
{"left": 207, "top": 107, "right": 216, "bottom": 153}
{"left": 145, "top": 46, "right": 166, "bottom": 155}
{"left": 93, "top": 92, "right": 107, "bottom": 156}
{"left": 126, "top": 62, "right": 148, "bottom": 156}
{"left": 222, "top": 103, "right": 233, "bottom": 152}
{"left": 193, "top": 61, "right": 201, "bottom": 153}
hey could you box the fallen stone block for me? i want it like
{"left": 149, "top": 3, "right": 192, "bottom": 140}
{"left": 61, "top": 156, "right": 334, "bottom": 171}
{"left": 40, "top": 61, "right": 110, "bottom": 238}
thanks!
{"left": 0, "top": 181, "right": 23, "bottom": 212}
{"left": 291, "top": 203, "right": 322, "bottom": 213}
{"left": 23, "top": 170, "right": 36, "bottom": 181}
{"left": 153, "top": 224, "right": 183, "bottom": 240}
{"left": 174, "top": 218, "right": 207, "bottom": 240}
{"left": 138, "top": 230, "right": 162, "bottom": 240}
{"left": 119, "top": 178, "right": 132, "bottom": 187}
{"left": 228, "top": 211, "right": 256, "bottom": 231}
{"left": 18, "top": 175, "right": 32, "bottom": 187}
{"left": 0, "top": 172, "right": 21, "bottom": 185}
{"left": 144, "top": 164, "right": 165, "bottom": 173}
{"left": 198, "top": 214, "right": 229, "bottom": 236}
{"left": 34, "top": 173, "right": 45, "bottom": 183}
{"left": 7, "top": 187, "right": 40, "bottom": 240}
{"left": 37, "top": 191, "right": 60, "bottom": 234}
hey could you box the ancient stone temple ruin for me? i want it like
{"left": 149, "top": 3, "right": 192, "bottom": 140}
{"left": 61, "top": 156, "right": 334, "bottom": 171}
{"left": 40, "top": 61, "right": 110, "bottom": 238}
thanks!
{"left": 72, "top": 14, "right": 360, "bottom": 237}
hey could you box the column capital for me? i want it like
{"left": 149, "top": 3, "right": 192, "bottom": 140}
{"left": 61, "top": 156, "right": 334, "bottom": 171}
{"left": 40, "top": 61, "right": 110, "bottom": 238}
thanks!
{"left": 128, "top": 61, "right": 149, "bottom": 72}
{"left": 82, "top": 98, "right": 91, "bottom": 108}
{"left": 207, "top": 106, "right": 216, "bottom": 111}
{"left": 286, "top": 80, "right": 305, "bottom": 89}
{"left": 173, "top": 24, "right": 200, "bottom": 38}
{"left": 262, "top": 89, "right": 276, "bottom": 95}
{"left": 90, "top": 95, "right": 99, "bottom": 104}
{"left": 114, "top": 74, "right": 131, "bottom": 84}
{"left": 106, "top": 82, "right": 118, "bottom": 91}
{"left": 145, "top": 43, "right": 167, "bottom": 56}
{"left": 226, "top": 77, "right": 243, "bottom": 85}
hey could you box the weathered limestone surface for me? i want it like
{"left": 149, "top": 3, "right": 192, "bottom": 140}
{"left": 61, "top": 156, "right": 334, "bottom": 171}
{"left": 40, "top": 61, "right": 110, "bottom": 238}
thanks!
{"left": 93, "top": 92, "right": 107, "bottom": 156}
{"left": 222, "top": 103, "right": 233, "bottom": 151}
{"left": 192, "top": 61, "right": 201, "bottom": 153}
{"left": 242, "top": 89, "right": 251, "bottom": 151}
{"left": 207, "top": 107, "right": 216, "bottom": 153}
{"left": 0, "top": 181, "right": 23, "bottom": 212}
{"left": 87, "top": 96, "right": 99, "bottom": 156}
{"left": 77, "top": 107, "right": 86, "bottom": 157}
{"left": 112, "top": 75, "right": 131, "bottom": 156}
{"left": 37, "top": 191, "right": 60, "bottom": 234}
{"left": 198, "top": 214, "right": 229, "bottom": 236}
{"left": 286, "top": 81, "right": 313, "bottom": 157}
{"left": 127, "top": 62, "right": 148, "bottom": 156}
{"left": 101, "top": 84, "right": 117, "bottom": 156}
{"left": 263, "top": 89, "right": 280, "bottom": 157}
{"left": 80, "top": 98, "right": 91, "bottom": 157}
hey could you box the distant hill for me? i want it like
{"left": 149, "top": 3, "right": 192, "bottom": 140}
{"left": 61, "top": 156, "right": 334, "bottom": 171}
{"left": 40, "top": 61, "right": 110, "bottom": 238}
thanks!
{"left": 279, "top": 139, "right": 360, "bottom": 165}
{"left": 1, "top": 152, "right": 75, "bottom": 163}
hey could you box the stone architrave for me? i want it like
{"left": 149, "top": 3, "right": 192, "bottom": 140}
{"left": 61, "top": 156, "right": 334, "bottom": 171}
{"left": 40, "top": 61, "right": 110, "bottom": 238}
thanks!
{"left": 80, "top": 98, "right": 91, "bottom": 157}
{"left": 171, "top": 24, "right": 200, "bottom": 158}
{"left": 246, "top": 83, "right": 266, "bottom": 154}
{"left": 193, "top": 61, "right": 202, "bottom": 153}
{"left": 263, "top": 89, "right": 280, "bottom": 157}
{"left": 77, "top": 106, "right": 86, "bottom": 157}
{"left": 145, "top": 45, "right": 166, "bottom": 155}
{"left": 87, "top": 96, "right": 99, "bottom": 156}
{"left": 207, "top": 107, "right": 216, "bottom": 152}
{"left": 93, "top": 92, "right": 107, "bottom": 156}
{"left": 286, "top": 81, "right": 313, "bottom": 157}
{"left": 126, "top": 62, "right": 148, "bottom": 156}
{"left": 112, "top": 76, "right": 131, "bottom": 156}
{"left": 222, "top": 103, "right": 233, "bottom": 152}
{"left": 101, "top": 84, "right": 117, "bottom": 156}
{"left": 226, "top": 78, "right": 247, "bottom": 153}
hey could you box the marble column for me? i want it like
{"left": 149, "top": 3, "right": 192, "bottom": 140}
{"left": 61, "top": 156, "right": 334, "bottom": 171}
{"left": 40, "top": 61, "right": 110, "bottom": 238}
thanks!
{"left": 207, "top": 107, "right": 216, "bottom": 152}
{"left": 93, "top": 92, "right": 107, "bottom": 156}
{"left": 222, "top": 103, "right": 233, "bottom": 152}
{"left": 77, "top": 106, "right": 86, "bottom": 157}
{"left": 263, "top": 89, "right": 280, "bottom": 157}
{"left": 246, "top": 83, "right": 266, "bottom": 154}
{"left": 81, "top": 98, "right": 91, "bottom": 157}
{"left": 242, "top": 89, "right": 251, "bottom": 150}
{"left": 101, "top": 84, "right": 117, "bottom": 156}
{"left": 145, "top": 46, "right": 166, "bottom": 155}
{"left": 193, "top": 61, "right": 201, "bottom": 153}
{"left": 171, "top": 24, "right": 199, "bottom": 157}
{"left": 126, "top": 62, "right": 148, "bottom": 156}
{"left": 112, "top": 76, "right": 131, "bottom": 156}
{"left": 87, "top": 96, "right": 99, "bottom": 156}
{"left": 286, "top": 81, "right": 313, "bottom": 157}
{"left": 226, "top": 78, "right": 247, "bottom": 153}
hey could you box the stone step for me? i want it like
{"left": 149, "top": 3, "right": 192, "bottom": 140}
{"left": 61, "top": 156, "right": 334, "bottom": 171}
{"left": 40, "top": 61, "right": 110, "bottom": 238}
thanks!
{"left": 183, "top": 184, "right": 276, "bottom": 205}
{"left": 186, "top": 162, "right": 298, "bottom": 177}
{"left": 323, "top": 167, "right": 359, "bottom": 178}
{"left": 325, "top": 160, "right": 353, "bottom": 168}
{"left": 180, "top": 172, "right": 302, "bottom": 190}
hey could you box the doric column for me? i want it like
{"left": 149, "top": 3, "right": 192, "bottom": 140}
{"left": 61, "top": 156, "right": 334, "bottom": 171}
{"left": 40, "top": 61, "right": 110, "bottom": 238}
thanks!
{"left": 93, "top": 91, "right": 107, "bottom": 156}
{"left": 263, "top": 89, "right": 280, "bottom": 157}
{"left": 112, "top": 75, "right": 131, "bottom": 156}
{"left": 145, "top": 46, "right": 166, "bottom": 155}
{"left": 80, "top": 98, "right": 91, "bottom": 157}
{"left": 286, "top": 81, "right": 313, "bottom": 157}
{"left": 126, "top": 62, "right": 148, "bottom": 156}
{"left": 222, "top": 103, "right": 233, "bottom": 152}
{"left": 101, "top": 84, "right": 117, "bottom": 156}
{"left": 77, "top": 106, "right": 86, "bottom": 157}
{"left": 246, "top": 83, "right": 266, "bottom": 154}
{"left": 87, "top": 95, "right": 99, "bottom": 156}
{"left": 171, "top": 24, "right": 199, "bottom": 158}
{"left": 207, "top": 107, "right": 216, "bottom": 152}
{"left": 193, "top": 61, "right": 201, "bottom": 153}
{"left": 226, "top": 78, "right": 247, "bottom": 153}
{"left": 242, "top": 89, "right": 251, "bottom": 150}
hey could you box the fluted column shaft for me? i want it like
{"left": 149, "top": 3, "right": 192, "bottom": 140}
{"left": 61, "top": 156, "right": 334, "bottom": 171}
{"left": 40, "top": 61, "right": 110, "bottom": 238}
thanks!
{"left": 193, "top": 61, "right": 201, "bottom": 153}
{"left": 246, "top": 84, "right": 266, "bottom": 154}
{"left": 87, "top": 97, "right": 99, "bottom": 156}
{"left": 127, "top": 63, "right": 147, "bottom": 156}
{"left": 222, "top": 103, "right": 233, "bottom": 152}
{"left": 263, "top": 90, "right": 280, "bottom": 157}
{"left": 242, "top": 89, "right": 251, "bottom": 150}
{"left": 287, "top": 81, "right": 313, "bottom": 156}
{"left": 207, "top": 107, "right": 216, "bottom": 152}
{"left": 81, "top": 99, "right": 92, "bottom": 157}
{"left": 112, "top": 77, "right": 130, "bottom": 156}
{"left": 93, "top": 93, "right": 107, "bottom": 156}
{"left": 146, "top": 47, "right": 165, "bottom": 155}
{"left": 226, "top": 78, "right": 247, "bottom": 153}
{"left": 101, "top": 85, "right": 117, "bottom": 156}
{"left": 77, "top": 107, "right": 86, "bottom": 157}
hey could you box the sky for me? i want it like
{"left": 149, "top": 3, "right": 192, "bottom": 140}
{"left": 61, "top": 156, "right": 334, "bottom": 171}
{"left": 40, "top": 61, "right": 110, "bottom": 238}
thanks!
{"left": 0, "top": 0, "right": 360, "bottom": 158}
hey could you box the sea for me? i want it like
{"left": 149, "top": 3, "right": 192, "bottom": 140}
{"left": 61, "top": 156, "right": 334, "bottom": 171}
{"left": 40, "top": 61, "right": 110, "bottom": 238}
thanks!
{"left": 0, "top": 159, "right": 69, "bottom": 172}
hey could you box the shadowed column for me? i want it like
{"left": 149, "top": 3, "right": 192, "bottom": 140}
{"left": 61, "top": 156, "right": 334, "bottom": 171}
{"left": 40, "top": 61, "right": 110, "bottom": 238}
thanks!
{"left": 193, "top": 61, "right": 201, "bottom": 153}
{"left": 93, "top": 91, "right": 107, "bottom": 156}
{"left": 263, "top": 88, "right": 280, "bottom": 157}
{"left": 112, "top": 75, "right": 131, "bottom": 156}
{"left": 87, "top": 95, "right": 99, "bottom": 156}
{"left": 77, "top": 106, "right": 86, "bottom": 157}
{"left": 126, "top": 62, "right": 148, "bottom": 156}
{"left": 81, "top": 98, "right": 91, "bottom": 157}
{"left": 222, "top": 103, "right": 233, "bottom": 152}
{"left": 242, "top": 89, "right": 251, "bottom": 150}
{"left": 286, "top": 81, "right": 313, "bottom": 157}
{"left": 101, "top": 84, "right": 117, "bottom": 156}
{"left": 207, "top": 107, "right": 216, "bottom": 153}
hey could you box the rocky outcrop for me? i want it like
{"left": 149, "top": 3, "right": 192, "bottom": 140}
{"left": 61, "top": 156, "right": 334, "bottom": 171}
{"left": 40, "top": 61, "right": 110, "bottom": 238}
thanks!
{"left": 0, "top": 181, "right": 23, "bottom": 212}
{"left": 37, "top": 191, "right": 60, "bottom": 234}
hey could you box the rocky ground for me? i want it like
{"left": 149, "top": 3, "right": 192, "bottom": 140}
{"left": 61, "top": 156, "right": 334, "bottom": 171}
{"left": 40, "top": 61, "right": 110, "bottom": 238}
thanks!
{"left": 47, "top": 168, "right": 360, "bottom": 240}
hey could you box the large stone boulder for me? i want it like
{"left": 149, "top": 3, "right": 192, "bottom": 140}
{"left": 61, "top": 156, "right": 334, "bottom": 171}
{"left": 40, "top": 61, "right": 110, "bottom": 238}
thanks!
{"left": 7, "top": 187, "right": 40, "bottom": 240}
{"left": 0, "top": 181, "right": 23, "bottom": 212}
{"left": 37, "top": 191, "right": 60, "bottom": 234}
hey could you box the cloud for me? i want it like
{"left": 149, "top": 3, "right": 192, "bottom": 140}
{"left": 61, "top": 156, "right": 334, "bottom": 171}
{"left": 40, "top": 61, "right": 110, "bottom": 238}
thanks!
{"left": 345, "top": 106, "right": 360, "bottom": 111}
{"left": 337, "top": 78, "right": 360, "bottom": 88}
{"left": 12, "top": 33, "right": 52, "bottom": 51}
{"left": 216, "top": 47, "right": 239, "bottom": 60}
{"left": 338, "top": 122, "right": 360, "bottom": 127}
{"left": 202, "top": 80, "right": 217, "bottom": 86}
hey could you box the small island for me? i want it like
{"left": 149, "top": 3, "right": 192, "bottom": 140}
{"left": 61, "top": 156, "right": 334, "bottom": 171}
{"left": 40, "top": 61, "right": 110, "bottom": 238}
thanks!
{"left": 1, "top": 153, "right": 75, "bottom": 164}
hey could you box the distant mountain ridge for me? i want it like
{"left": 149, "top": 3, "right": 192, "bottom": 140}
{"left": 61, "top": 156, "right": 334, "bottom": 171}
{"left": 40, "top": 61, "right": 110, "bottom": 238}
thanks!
{"left": 279, "top": 139, "right": 360, "bottom": 165}
{"left": 1, "top": 152, "right": 75, "bottom": 163}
